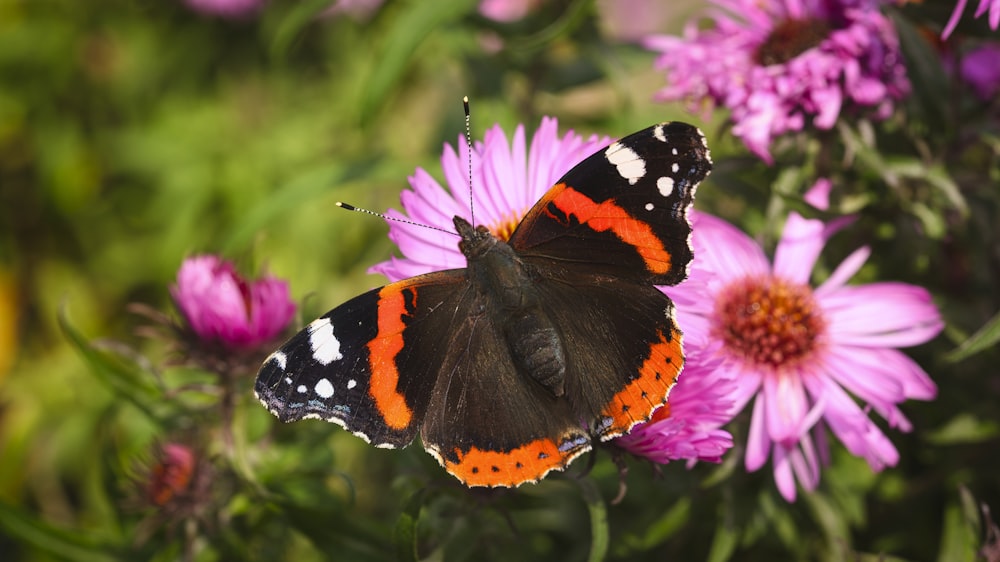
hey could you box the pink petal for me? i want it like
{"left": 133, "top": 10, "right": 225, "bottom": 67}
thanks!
{"left": 745, "top": 394, "right": 771, "bottom": 471}
{"left": 690, "top": 212, "right": 771, "bottom": 279}
{"left": 762, "top": 368, "right": 810, "bottom": 445}
{"left": 816, "top": 246, "right": 870, "bottom": 295}
{"left": 820, "top": 283, "right": 944, "bottom": 347}
{"left": 772, "top": 444, "right": 798, "bottom": 501}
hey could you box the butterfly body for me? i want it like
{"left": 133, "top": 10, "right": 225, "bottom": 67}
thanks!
{"left": 256, "top": 121, "right": 712, "bottom": 487}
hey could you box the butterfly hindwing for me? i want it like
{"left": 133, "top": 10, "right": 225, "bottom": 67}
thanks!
{"left": 255, "top": 270, "right": 467, "bottom": 448}
{"left": 528, "top": 266, "right": 685, "bottom": 439}
{"left": 418, "top": 290, "right": 591, "bottom": 487}
{"left": 510, "top": 121, "right": 711, "bottom": 285}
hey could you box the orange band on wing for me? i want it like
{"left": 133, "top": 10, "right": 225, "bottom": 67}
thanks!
{"left": 548, "top": 185, "right": 672, "bottom": 275}
{"left": 366, "top": 286, "right": 414, "bottom": 430}
{"left": 599, "top": 326, "right": 683, "bottom": 439}
{"left": 438, "top": 434, "right": 591, "bottom": 488}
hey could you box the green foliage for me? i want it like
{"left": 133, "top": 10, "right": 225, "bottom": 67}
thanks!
{"left": 1, "top": 0, "right": 999, "bottom": 560}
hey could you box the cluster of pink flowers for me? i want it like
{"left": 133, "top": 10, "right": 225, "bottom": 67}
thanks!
{"left": 376, "top": 117, "right": 942, "bottom": 501}
{"left": 643, "top": 0, "right": 909, "bottom": 162}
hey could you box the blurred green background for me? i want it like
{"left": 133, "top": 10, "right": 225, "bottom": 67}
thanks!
{"left": 2, "top": 0, "right": 999, "bottom": 560}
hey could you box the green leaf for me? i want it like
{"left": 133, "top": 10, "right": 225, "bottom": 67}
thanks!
{"left": 622, "top": 497, "right": 691, "bottom": 552}
{"left": 945, "top": 308, "right": 1000, "bottom": 362}
{"left": 577, "top": 477, "right": 609, "bottom": 562}
{"left": 707, "top": 515, "right": 739, "bottom": 562}
{"left": 58, "top": 306, "right": 164, "bottom": 423}
{"left": 393, "top": 490, "right": 424, "bottom": 562}
{"left": 269, "top": 0, "right": 339, "bottom": 60}
{"left": 926, "top": 413, "right": 1000, "bottom": 445}
{"left": 0, "top": 500, "right": 123, "bottom": 562}
{"left": 937, "top": 487, "right": 982, "bottom": 562}
{"left": 360, "top": 0, "right": 479, "bottom": 124}
{"left": 220, "top": 161, "right": 346, "bottom": 254}
{"left": 890, "top": 10, "right": 948, "bottom": 133}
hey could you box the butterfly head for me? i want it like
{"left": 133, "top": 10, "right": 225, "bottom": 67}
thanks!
{"left": 454, "top": 216, "right": 500, "bottom": 260}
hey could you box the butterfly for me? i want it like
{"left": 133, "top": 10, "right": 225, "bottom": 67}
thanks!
{"left": 255, "top": 121, "right": 712, "bottom": 487}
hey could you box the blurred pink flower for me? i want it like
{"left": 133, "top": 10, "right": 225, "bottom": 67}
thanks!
{"left": 643, "top": 0, "right": 909, "bottom": 162}
{"left": 371, "top": 117, "right": 610, "bottom": 280}
{"left": 662, "top": 179, "right": 942, "bottom": 501}
{"left": 184, "top": 0, "right": 265, "bottom": 18}
{"left": 324, "top": 0, "right": 384, "bottom": 21}
{"left": 479, "top": 0, "right": 541, "bottom": 22}
{"left": 172, "top": 255, "right": 295, "bottom": 350}
{"left": 942, "top": 0, "right": 1000, "bottom": 39}
{"left": 959, "top": 43, "right": 1000, "bottom": 99}
{"left": 616, "top": 351, "right": 735, "bottom": 465}
{"left": 147, "top": 443, "right": 196, "bottom": 506}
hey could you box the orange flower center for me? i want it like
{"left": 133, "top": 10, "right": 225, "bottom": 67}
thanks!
{"left": 712, "top": 275, "right": 825, "bottom": 371}
{"left": 489, "top": 211, "right": 524, "bottom": 242}
{"left": 754, "top": 17, "right": 832, "bottom": 66}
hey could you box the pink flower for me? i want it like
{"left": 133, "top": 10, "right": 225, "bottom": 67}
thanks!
{"left": 478, "top": 0, "right": 541, "bottom": 22}
{"left": 616, "top": 351, "right": 735, "bottom": 465}
{"left": 959, "top": 43, "right": 1000, "bottom": 100}
{"left": 662, "top": 179, "right": 942, "bottom": 501}
{"left": 147, "top": 444, "right": 196, "bottom": 506}
{"left": 643, "top": 0, "right": 909, "bottom": 162}
{"left": 184, "top": 0, "right": 265, "bottom": 18}
{"left": 371, "top": 117, "right": 611, "bottom": 280}
{"left": 172, "top": 255, "right": 295, "bottom": 350}
{"left": 942, "top": 0, "right": 1000, "bottom": 39}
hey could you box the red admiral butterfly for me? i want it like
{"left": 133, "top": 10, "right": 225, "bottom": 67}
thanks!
{"left": 255, "top": 121, "right": 712, "bottom": 487}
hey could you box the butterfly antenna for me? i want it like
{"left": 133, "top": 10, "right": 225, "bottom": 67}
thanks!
{"left": 463, "top": 96, "right": 475, "bottom": 226}
{"left": 336, "top": 202, "right": 456, "bottom": 236}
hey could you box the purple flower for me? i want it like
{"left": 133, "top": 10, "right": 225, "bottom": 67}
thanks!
{"left": 959, "top": 43, "right": 1000, "bottom": 99}
{"left": 371, "top": 117, "right": 611, "bottom": 281}
{"left": 942, "top": 0, "right": 1000, "bottom": 39}
{"left": 184, "top": 0, "right": 265, "bottom": 18}
{"left": 172, "top": 255, "right": 295, "bottom": 350}
{"left": 616, "top": 351, "right": 735, "bottom": 465}
{"left": 662, "top": 179, "right": 942, "bottom": 501}
{"left": 643, "top": 0, "right": 909, "bottom": 162}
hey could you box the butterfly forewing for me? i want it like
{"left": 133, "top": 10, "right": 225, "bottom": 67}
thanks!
{"left": 510, "top": 122, "right": 711, "bottom": 285}
{"left": 255, "top": 271, "right": 466, "bottom": 448}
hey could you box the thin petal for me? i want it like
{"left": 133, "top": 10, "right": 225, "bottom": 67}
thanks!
{"left": 763, "top": 369, "right": 809, "bottom": 445}
{"left": 772, "top": 445, "right": 798, "bottom": 501}
{"left": 745, "top": 394, "right": 771, "bottom": 471}
{"left": 815, "top": 246, "right": 870, "bottom": 295}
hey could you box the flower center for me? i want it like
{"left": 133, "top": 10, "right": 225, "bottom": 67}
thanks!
{"left": 754, "top": 18, "right": 832, "bottom": 66}
{"left": 490, "top": 212, "right": 523, "bottom": 242}
{"left": 712, "top": 275, "right": 825, "bottom": 370}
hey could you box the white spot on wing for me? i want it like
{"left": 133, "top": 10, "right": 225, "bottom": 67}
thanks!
{"left": 645, "top": 203, "right": 654, "bottom": 211}
{"left": 605, "top": 142, "right": 645, "bottom": 185}
{"left": 270, "top": 351, "right": 287, "bottom": 371}
{"left": 653, "top": 124, "right": 666, "bottom": 142}
{"left": 315, "top": 378, "right": 335, "bottom": 399}
{"left": 297, "top": 384, "right": 307, "bottom": 393}
{"left": 284, "top": 377, "right": 292, "bottom": 385}
{"left": 347, "top": 379, "right": 357, "bottom": 389}
{"left": 308, "top": 317, "right": 342, "bottom": 365}
{"left": 672, "top": 162, "right": 679, "bottom": 173}
{"left": 657, "top": 176, "right": 675, "bottom": 197}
